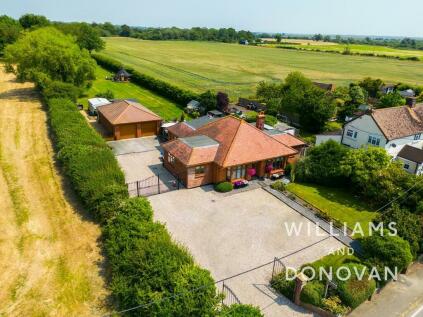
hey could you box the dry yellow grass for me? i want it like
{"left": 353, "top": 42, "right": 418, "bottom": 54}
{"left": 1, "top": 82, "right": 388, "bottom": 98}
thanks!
{"left": 0, "top": 66, "right": 110, "bottom": 316}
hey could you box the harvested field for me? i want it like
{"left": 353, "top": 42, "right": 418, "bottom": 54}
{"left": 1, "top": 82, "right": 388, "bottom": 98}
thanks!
{"left": 0, "top": 66, "right": 110, "bottom": 316}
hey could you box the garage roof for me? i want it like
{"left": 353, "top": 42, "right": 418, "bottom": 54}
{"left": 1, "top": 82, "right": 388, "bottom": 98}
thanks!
{"left": 98, "top": 100, "right": 162, "bottom": 125}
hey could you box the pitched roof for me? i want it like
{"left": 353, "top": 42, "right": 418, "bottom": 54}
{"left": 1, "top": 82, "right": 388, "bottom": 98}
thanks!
{"left": 370, "top": 104, "right": 423, "bottom": 140}
{"left": 397, "top": 145, "right": 423, "bottom": 163}
{"left": 115, "top": 69, "right": 131, "bottom": 77}
{"left": 167, "top": 122, "right": 195, "bottom": 138}
{"left": 98, "top": 100, "right": 161, "bottom": 125}
{"left": 191, "top": 116, "right": 297, "bottom": 167}
{"left": 162, "top": 136, "right": 219, "bottom": 166}
{"left": 313, "top": 82, "right": 335, "bottom": 91}
{"left": 271, "top": 133, "right": 307, "bottom": 147}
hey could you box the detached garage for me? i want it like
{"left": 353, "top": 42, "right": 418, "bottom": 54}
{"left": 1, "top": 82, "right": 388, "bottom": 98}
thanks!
{"left": 97, "top": 100, "right": 162, "bottom": 140}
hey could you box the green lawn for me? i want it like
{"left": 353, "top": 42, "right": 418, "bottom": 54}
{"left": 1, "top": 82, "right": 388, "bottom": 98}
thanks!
{"left": 286, "top": 183, "right": 378, "bottom": 236}
{"left": 79, "top": 66, "right": 185, "bottom": 121}
{"left": 102, "top": 37, "right": 423, "bottom": 100}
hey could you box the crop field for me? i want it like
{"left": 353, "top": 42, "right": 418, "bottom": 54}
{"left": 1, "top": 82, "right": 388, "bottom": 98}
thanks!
{"left": 0, "top": 66, "right": 109, "bottom": 316}
{"left": 103, "top": 37, "right": 423, "bottom": 99}
{"left": 265, "top": 42, "right": 423, "bottom": 60}
{"left": 79, "top": 66, "right": 185, "bottom": 120}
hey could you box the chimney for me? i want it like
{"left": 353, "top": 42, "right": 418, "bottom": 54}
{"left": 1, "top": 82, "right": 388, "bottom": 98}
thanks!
{"left": 406, "top": 97, "right": 417, "bottom": 108}
{"left": 256, "top": 112, "right": 265, "bottom": 130}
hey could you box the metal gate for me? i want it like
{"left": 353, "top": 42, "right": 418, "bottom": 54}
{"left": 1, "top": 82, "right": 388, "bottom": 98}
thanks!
{"left": 127, "top": 173, "right": 182, "bottom": 197}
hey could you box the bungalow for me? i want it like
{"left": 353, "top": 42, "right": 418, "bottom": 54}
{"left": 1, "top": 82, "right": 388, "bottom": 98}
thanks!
{"left": 161, "top": 114, "right": 306, "bottom": 188}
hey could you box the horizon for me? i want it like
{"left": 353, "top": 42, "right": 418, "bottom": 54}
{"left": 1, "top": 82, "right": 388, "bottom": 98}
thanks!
{"left": 1, "top": 0, "right": 423, "bottom": 38}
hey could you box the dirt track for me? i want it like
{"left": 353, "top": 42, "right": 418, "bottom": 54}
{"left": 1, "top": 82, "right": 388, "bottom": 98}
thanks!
{"left": 0, "top": 67, "right": 109, "bottom": 316}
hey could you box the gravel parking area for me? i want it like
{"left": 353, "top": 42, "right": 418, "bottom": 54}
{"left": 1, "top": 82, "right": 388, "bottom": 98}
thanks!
{"left": 149, "top": 187, "right": 343, "bottom": 316}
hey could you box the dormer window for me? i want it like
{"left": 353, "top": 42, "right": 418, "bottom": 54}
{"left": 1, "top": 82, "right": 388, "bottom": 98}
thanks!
{"left": 414, "top": 133, "right": 421, "bottom": 141}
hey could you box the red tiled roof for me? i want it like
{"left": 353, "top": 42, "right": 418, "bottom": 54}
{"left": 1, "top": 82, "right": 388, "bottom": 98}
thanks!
{"left": 272, "top": 133, "right": 307, "bottom": 147}
{"left": 167, "top": 122, "right": 194, "bottom": 138}
{"left": 162, "top": 139, "right": 218, "bottom": 166}
{"left": 97, "top": 100, "right": 161, "bottom": 125}
{"left": 370, "top": 105, "right": 423, "bottom": 140}
{"left": 164, "top": 116, "right": 297, "bottom": 168}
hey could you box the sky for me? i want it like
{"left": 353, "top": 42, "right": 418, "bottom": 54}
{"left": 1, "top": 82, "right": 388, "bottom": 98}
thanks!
{"left": 2, "top": 0, "right": 423, "bottom": 37}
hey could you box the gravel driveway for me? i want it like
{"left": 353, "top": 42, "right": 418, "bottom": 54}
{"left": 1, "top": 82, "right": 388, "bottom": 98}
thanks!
{"left": 149, "top": 187, "right": 343, "bottom": 316}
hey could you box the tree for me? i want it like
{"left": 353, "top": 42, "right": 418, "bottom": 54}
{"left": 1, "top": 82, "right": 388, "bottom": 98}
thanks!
{"left": 313, "top": 34, "right": 323, "bottom": 41}
{"left": 359, "top": 77, "right": 384, "bottom": 98}
{"left": 216, "top": 91, "right": 229, "bottom": 113}
{"left": 75, "top": 23, "right": 105, "bottom": 52}
{"left": 360, "top": 231, "right": 413, "bottom": 281}
{"left": 295, "top": 140, "right": 349, "bottom": 186}
{"left": 95, "top": 89, "right": 115, "bottom": 100}
{"left": 348, "top": 85, "right": 367, "bottom": 105}
{"left": 19, "top": 13, "right": 49, "bottom": 29}
{"left": 0, "top": 15, "right": 22, "bottom": 54}
{"left": 199, "top": 90, "right": 217, "bottom": 111}
{"left": 275, "top": 33, "right": 282, "bottom": 43}
{"left": 4, "top": 27, "right": 96, "bottom": 87}
{"left": 380, "top": 204, "right": 422, "bottom": 256}
{"left": 120, "top": 24, "right": 131, "bottom": 37}
{"left": 378, "top": 92, "right": 406, "bottom": 108}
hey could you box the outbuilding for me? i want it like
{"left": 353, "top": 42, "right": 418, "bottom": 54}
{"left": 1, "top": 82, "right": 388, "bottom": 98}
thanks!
{"left": 97, "top": 100, "right": 162, "bottom": 140}
{"left": 114, "top": 68, "right": 131, "bottom": 82}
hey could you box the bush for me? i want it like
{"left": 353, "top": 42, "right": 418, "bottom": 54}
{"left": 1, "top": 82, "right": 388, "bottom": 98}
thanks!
{"left": 300, "top": 280, "right": 325, "bottom": 307}
{"left": 219, "top": 304, "right": 263, "bottom": 316}
{"left": 271, "top": 269, "right": 296, "bottom": 300}
{"left": 322, "top": 296, "right": 349, "bottom": 315}
{"left": 265, "top": 114, "right": 278, "bottom": 127}
{"left": 214, "top": 181, "right": 233, "bottom": 193}
{"left": 335, "top": 263, "right": 376, "bottom": 309}
{"left": 245, "top": 111, "right": 258, "bottom": 123}
{"left": 95, "top": 89, "right": 114, "bottom": 100}
{"left": 42, "top": 80, "right": 82, "bottom": 102}
{"left": 92, "top": 53, "right": 198, "bottom": 106}
{"left": 270, "top": 180, "right": 285, "bottom": 192}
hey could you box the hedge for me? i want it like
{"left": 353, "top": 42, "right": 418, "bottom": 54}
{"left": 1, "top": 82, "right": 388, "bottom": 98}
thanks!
{"left": 270, "top": 270, "right": 296, "bottom": 300}
{"left": 300, "top": 280, "right": 325, "bottom": 307}
{"left": 92, "top": 53, "right": 199, "bottom": 106}
{"left": 219, "top": 304, "right": 263, "bottom": 316}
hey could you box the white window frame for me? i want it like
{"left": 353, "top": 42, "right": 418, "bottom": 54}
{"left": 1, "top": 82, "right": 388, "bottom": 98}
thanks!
{"left": 368, "top": 135, "right": 381, "bottom": 146}
{"left": 414, "top": 133, "right": 421, "bottom": 141}
{"left": 168, "top": 153, "right": 175, "bottom": 164}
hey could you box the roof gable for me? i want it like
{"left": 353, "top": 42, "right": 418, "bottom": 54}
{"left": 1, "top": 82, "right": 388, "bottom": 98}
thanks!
{"left": 98, "top": 100, "right": 161, "bottom": 125}
{"left": 397, "top": 145, "right": 423, "bottom": 163}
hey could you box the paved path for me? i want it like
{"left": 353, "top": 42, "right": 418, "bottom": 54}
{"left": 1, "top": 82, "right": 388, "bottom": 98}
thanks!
{"left": 263, "top": 187, "right": 358, "bottom": 251}
{"left": 349, "top": 260, "right": 423, "bottom": 317}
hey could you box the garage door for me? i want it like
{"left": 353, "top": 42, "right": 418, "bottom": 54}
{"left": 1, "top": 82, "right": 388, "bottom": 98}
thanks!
{"left": 141, "top": 121, "right": 157, "bottom": 136}
{"left": 119, "top": 124, "right": 137, "bottom": 140}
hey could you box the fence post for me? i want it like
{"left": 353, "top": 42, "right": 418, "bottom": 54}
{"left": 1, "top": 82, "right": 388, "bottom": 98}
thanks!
{"left": 272, "top": 257, "right": 277, "bottom": 279}
{"left": 136, "top": 181, "right": 140, "bottom": 197}
{"left": 158, "top": 173, "right": 160, "bottom": 194}
{"left": 221, "top": 281, "right": 225, "bottom": 306}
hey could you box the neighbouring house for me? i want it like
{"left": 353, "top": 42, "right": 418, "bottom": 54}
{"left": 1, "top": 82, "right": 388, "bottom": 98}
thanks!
{"left": 315, "top": 130, "right": 343, "bottom": 146}
{"left": 380, "top": 84, "right": 396, "bottom": 95}
{"left": 88, "top": 97, "right": 110, "bottom": 115}
{"left": 239, "top": 39, "right": 249, "bottom": 45}
{"left": 207, "top": 110, "right": 224, "bottom": 118}
{"left": 273, "top": 122, "right": 296, "bottom": 135}
{"left": 396, "top": 145, "right": 423, "bottom": 175}
{"left": 114, "top": 68, "right": 131, "bottom": 82}
{"left": 161, "top": 114, "right": 306, "bottom": 188}
{"left": 97, "top": 100, "right": 162, "bottom": 140}
{"left": 313, "top": 82, "right": 335, "bottom": 92}
{"left": 399, "top": 89, "right": 416, "bottom": 98}
{"left": 186, "top": 100, "right": 204, "bottom": 114}
{"left": 341, "top": 104, "right": 423, "bottom": 156}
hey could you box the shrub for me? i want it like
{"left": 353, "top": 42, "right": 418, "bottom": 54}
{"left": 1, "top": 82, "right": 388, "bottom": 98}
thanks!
{"left": 271, "top": 269, "right": 296, "bottom": 300}
{"left": 265, "top": 114, "right": 278, "bottom": 127}
{"left": 214, "top": 181, "right": 233, "bottom": 193}
{"left": 360, "top": 231, "right": 413, "bottom": 282}
{"left": 300, "top": 280, "right": 325, "bottom": 307}
{"left": 219, "top": 304, "right": 263, "bottom": 316}
{"left": 245, "top": 111, "right": 258, "bottom": 123}
{"left": 95, "top": 89, "right": 114, "bottom": 100}
{"left": 92, "top": 53, "right": 198, "bottom": 106}
{"left": 270, "top": 180, "right": 285, "bottom": 192}
{"left": 322, "top": 296, "right": 349, "bottom": 315}
{"left": 334, "top": 263, "right": 376, "bottom": 309}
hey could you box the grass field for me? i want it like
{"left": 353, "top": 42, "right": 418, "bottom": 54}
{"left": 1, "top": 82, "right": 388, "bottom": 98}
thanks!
{"left": 286, "top": 183, "right": 378, "bottom": 236}
{"left": 266, "top": 42, "right": 423, "bottom": 60}
{"left": 0, "top": 66, "right": 109, "bottom": 316}
{"left": 79, "top": 66, "right": 184, "bottom": 120}
{"left": 102, "top": 37, "right": 423, "bottom": 99}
